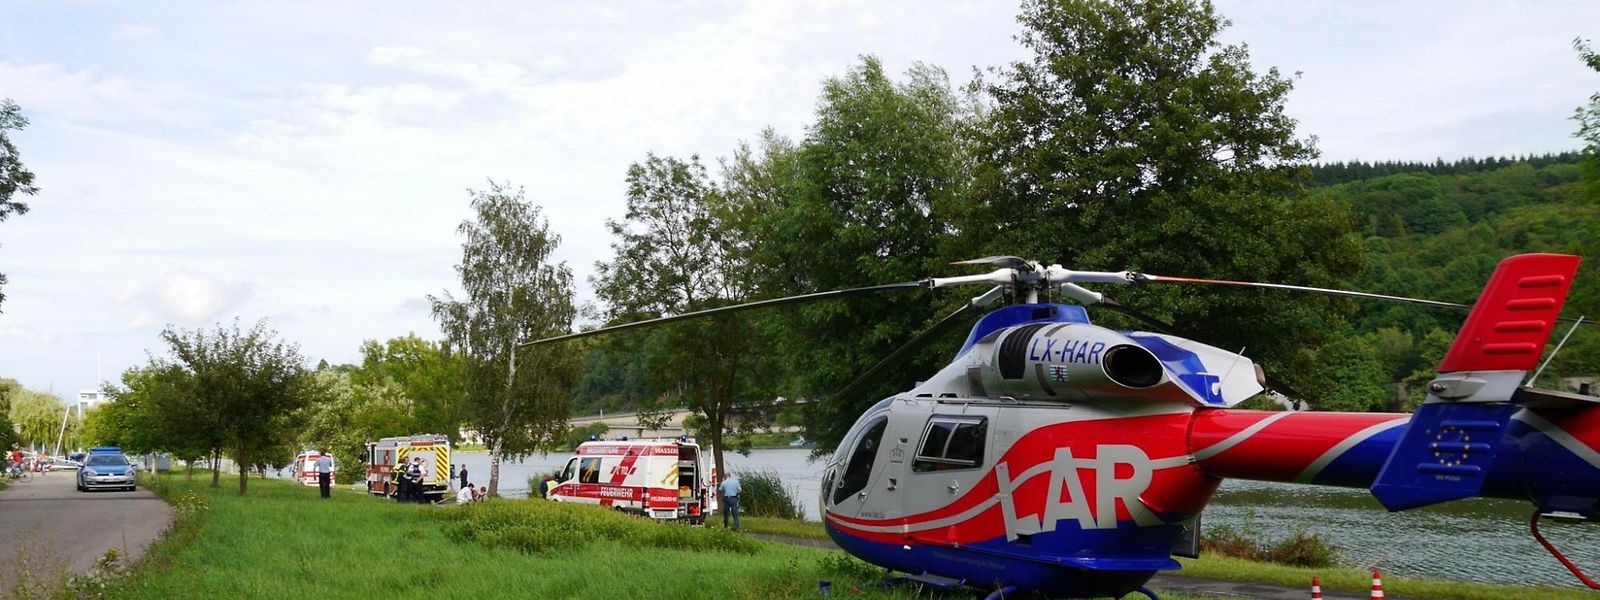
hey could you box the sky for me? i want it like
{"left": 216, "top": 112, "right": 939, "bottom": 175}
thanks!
{"left": 1, "top": 1, "right": 1597, "bottom": 398}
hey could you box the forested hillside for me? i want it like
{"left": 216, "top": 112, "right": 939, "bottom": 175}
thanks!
{"left": 1300, "top": 154, "right": 1598, "bottom": 411}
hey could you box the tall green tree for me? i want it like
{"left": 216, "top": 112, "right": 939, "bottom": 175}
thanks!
{"left": 431, "top": 181, "right": 580, "bottom": 496}
{"left": 298, "top": 368, "right": 413, "bottom": 484}
{"left": 351, "top": 334, "right": 468, "bottom": 441}
{"left": 1575, "top": 38, "right": 1600, "bottom": 160}
{"left": 109, "top": 363, "right": 216, "bottom": 480}
{"left": 966, "top": 0, "right": 1363, "bottom": 402}
{"left": 723, "top": 58, "right": 973, "bottom": 450}
{"left": 0, "top": 99, "right": 39, "bottom": 313}
{"left": 595, "top": 154, "right": 768, "bottom": 479}
{"left": 0, "top": 377, "right": 22, "bottom": 450}
{"left": 159, "top": 319, "right": 314, "bottom": 494}
{"left": 8, "top": 387, "right": 68, "bottom": 450}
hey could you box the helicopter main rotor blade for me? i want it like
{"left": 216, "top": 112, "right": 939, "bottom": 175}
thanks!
{"left": 1136, "top": 273, "right": 1598, "bottom": 328}
{"left": 1137, "top": 274, "right": 1472, "bottom": 311}
{"left": 831, "top": 286, "right": 1005, "bottom": 404}
{"left": 518, "top": 281, "right": 928, "bottom": 347}
{"left": 951, "top": 256, "right": 1034, "bottom": 271}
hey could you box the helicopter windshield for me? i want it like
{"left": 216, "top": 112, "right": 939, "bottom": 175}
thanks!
{"left": 833, "top": 416, "right": 888, "bottom": 505}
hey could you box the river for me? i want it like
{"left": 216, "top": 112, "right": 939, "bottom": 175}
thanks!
{"left": 439, "top": 447, "right": 1597, "bottom": 588}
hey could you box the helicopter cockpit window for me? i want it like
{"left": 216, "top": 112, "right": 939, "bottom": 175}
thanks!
{"left": 913, "top": 417, "right": 987, "bottom": 472}
{"left": 833, "top": 416, "right": 888, "bottom": 505}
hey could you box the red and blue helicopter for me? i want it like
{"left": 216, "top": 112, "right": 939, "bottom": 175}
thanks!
{"left": 526, "top": 252, "right": 1596, "bottom": 598}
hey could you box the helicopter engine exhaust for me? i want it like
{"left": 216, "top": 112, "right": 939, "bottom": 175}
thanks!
{"left": 1100, "top": 344, "right": 1163, "bottom": 388}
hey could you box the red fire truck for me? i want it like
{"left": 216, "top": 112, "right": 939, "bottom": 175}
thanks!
{"left": 549, "top": 438, "right": 711, "bottom": 523}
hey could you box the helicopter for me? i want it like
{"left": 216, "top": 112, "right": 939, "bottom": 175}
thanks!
{"left": 523, "top": 252, "right": 1596, "bottom": 599}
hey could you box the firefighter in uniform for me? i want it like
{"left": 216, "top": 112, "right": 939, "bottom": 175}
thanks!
{"left": 392, "top": 454, "right": 409, "bottom": 502}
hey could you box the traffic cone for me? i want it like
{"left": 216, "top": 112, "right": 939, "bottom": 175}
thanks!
{"left": 1310, "top": 576, "right": 1322, "bottom": 600}
{"left": 1370, "top": 569, "right": 1385, "bottom": 599}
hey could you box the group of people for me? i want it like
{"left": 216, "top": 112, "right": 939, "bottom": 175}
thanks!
{"left": 6, "top": 447, "right": 48, "bottom": 477}
{"left": 391, "top": 455, "right": 433, "bottom": 503}
{"left": 450, "top": 463, "right": 486, "bottom": 504}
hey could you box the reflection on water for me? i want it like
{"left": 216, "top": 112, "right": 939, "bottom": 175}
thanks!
{"left": 393, "top": 449, "right": 1600, "bottom": 587}
{"left": 1206, "top": 480, "right": 1600, "bottom": 587}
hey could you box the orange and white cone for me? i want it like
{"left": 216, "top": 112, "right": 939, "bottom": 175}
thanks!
{"left": 1370, "top": 569, "right": 1385, "bottom": 599}
{"left": 1311, "top": 576, "right": 1323, "bottom": 600}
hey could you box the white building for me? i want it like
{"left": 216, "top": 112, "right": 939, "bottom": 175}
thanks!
{"left": 76, "top": 389, "right": 110, "bottom": 418}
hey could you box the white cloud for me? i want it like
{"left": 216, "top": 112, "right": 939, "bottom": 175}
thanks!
{"left": 0, "top": 0, "right": 1595, "bottom": 395}
{"left": 119, "top": 272, "right": 255, "bottom": 328}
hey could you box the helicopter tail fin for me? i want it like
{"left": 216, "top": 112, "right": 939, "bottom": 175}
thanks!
{"left": 1371, "top": 253, "right": 1582, "bottom": 512}
{"left": 1434, "top": 253, "right": 1581, "bottom": 377}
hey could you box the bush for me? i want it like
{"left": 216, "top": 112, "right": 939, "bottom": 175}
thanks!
{"left": 735, "top": 469, "right": 802, "bottom": 520}
{"left": 1201, "top": 525, "right": 1339, "bottom": 568}
{"left": 1264, "top": 531, "right": 1340, "bottom": 568}
{"left": 435, "top": 499, "right": 761, "bottom": 556}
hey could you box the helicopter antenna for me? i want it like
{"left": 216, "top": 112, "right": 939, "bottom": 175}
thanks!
{"left": 1528, "top": 315, "right": 1586, "bottom": 388}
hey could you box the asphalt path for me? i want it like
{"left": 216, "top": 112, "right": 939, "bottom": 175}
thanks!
{"left": 0, "top": 471, "right": 172, "bottom": 590}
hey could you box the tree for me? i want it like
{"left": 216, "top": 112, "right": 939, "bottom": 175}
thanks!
{"left": 8, "top": 387, "right": 68, "bottom": 450}
{"left": 107, "top": 363, "right": 215, "bottom": 479}
{"left": 966, "top": 0, "right": 1363, "bottom": 403}
{"left": 722, "top": 58, "right": 973, "bottom": 451}
{"left": 595, "top": 154, "right": 769, "bottom": 481}
{"left": 298, "top": 368, "right": 413, "bottom": 484}
{"left": 0, "top": 377, "right": 21, "bottom": 450}
{"left": 431, "top": 181, "right": 581, "bottom": 496}
{"left": 351, "top": 334, "right": 468, "bottom": 441}
{"left": 1576, "top": 38, "right": 1600, "bottom": 160}
{"left": 0, "top": 99, "right": 39, "bottom": 313}
{"left": 158, "top": 319, "right": 314, "bottom": 495}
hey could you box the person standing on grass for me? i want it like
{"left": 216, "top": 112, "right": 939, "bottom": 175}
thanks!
{"left": 315, "top": 453, "right": 334, "bottom": 499}
{"left": 719, "top": 473, "right": 741, "bottom": 531}
{"left": 458, "top": 463, "right": 468, "bottom": 491}
{"left": 407, "top": 457, "right": 426, "bottom": 503}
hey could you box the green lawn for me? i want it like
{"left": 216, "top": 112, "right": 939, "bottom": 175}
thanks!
{"left": 117, "top": 474, "right": 905, "bottom": 599}
{"left": 110, "top": 473, "right": 1569, "bottom": 599}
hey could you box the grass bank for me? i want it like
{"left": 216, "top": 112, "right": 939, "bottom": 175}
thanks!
{"left": 118, "top": 473, "right": 910, "bottom": 599}
{"left": 719, "top": 517, "right": 1591, "bottom": 599}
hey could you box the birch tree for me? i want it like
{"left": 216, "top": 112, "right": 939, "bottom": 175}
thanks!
{"left": 431, "top": 181, "right": 579, "bottom": 496}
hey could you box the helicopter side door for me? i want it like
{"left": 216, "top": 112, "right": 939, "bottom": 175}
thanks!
{"left": 901, "top": 405, "right": 1000, "bottom": 519}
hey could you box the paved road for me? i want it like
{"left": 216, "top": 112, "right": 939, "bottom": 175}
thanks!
{"left": 0, "top": 472, "right": 172, "bottom": 589}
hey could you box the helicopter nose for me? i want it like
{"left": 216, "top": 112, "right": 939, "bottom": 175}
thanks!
{"left": 1101, "top": 344, "right": 1163, "bottom": 388}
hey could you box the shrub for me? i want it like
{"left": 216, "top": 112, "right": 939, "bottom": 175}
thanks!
{"left": 1201, "top": 524, "right": 1340, "bottom": 568}
{"left": 435, "top": 499, "right": 761, "bottom": 556}
{"left": 1264, "top": 531, "right": 1340, "bottom": 568}
{"left": 736, "top": 469, "right": 802, "bottom": 520}
{"left": 1200, "top": 524, "right": 1264, "bottom": 561}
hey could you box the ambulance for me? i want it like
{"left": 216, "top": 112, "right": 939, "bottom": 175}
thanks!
{"left": 364, "top": 434, "right": 453, "bottom": 502}
{"left": 549, "top": 438, "right": 712, "bottom": 523}
{"left": 293, "top": 450, "right": 334, "bottom": 487}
